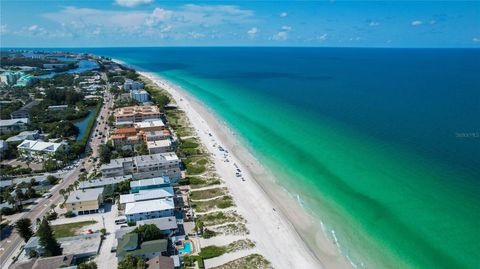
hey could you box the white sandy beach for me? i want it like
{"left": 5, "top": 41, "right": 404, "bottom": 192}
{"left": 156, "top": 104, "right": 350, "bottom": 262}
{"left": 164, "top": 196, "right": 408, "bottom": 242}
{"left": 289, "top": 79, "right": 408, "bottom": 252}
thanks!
{"left": 135, "top": 70, "right": 353, "bottom": 269}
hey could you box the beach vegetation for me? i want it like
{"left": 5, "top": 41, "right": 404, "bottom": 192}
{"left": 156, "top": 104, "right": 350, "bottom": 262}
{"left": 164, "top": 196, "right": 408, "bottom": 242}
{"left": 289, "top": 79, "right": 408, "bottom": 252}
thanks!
{"left": 191, "top": 195, "right": 234, "bottom": 212}
{"left": 199, "top": 239, "right": 255, "bottom": 260}
{"left": 196, "top": 211, "right": 243, "bottom": 226}
{"left": 190, "top": 188, "right": 227, "bottom": 200}
{"left": 210, "top": 254, "right": 272, "bottom": 269}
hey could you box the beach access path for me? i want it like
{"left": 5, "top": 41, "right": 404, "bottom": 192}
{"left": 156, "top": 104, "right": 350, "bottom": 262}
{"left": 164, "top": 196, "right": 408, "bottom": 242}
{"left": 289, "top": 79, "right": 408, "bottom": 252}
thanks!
{"left": 140, "top": 72, "right": 326, "bottom": 269}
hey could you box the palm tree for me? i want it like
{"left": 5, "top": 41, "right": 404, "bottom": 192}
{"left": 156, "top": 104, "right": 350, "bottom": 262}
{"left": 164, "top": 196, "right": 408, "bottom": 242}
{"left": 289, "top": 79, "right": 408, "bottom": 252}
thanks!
{"left": 74, "top": 181, "right": 80, "bottom": 191}
{"left": 50, "top": 204, "right": 56, "bottom": 213}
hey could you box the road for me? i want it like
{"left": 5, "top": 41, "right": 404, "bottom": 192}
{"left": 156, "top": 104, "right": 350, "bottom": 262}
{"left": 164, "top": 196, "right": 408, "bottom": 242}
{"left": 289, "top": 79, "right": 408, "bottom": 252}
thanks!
{"left": 0, "top": 78, "right": 114, "bottom": 269}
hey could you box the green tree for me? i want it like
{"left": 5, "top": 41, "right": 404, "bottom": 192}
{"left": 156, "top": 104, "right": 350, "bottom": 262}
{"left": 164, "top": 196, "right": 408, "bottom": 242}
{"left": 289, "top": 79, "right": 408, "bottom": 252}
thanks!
{"left": 98, "top": 144, "right": 112, "bottom": 164}
{"left": 15, "top": 218, "right": 33, "bottom": 242}
{"left": 47, "top": 175, "right": 60, "bottom": 185}
{"left": 118, "top": 254, "right": 144, "bottom": 269}
{"left": 36, "top": 218, "right": 62, "bottom": 256}
{"left": 78, "top": 261, "right": 98, "bottom": 269}
{"left": 132, "top": 224, "right": 162, "bottom": 242}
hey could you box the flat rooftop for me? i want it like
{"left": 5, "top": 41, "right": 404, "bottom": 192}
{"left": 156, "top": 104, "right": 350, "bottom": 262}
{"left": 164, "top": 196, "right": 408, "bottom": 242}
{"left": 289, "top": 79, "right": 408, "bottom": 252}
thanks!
{"left": 130, "top": 177, "right": 171, "bottom": 188}
{"left": 66, "top": 187, "right": 104, "bottom": 203}
{"left": 125, "top": 198, "right": 175, "bottom": 215}
{"left": 120, "top": 187, "right": 174, "bottom": 204}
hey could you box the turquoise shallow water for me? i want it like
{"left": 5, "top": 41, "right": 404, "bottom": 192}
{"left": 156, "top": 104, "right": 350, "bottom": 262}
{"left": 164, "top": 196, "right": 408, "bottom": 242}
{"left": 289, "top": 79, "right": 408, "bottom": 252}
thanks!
{"left": 76, "top": 47, "right": 479, "bottom": 269}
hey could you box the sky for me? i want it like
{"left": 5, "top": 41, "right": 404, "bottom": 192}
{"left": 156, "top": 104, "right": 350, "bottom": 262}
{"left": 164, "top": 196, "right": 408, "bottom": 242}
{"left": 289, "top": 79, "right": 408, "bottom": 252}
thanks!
{"left": 0, "top": 0, "right": 479, "bottom": 48}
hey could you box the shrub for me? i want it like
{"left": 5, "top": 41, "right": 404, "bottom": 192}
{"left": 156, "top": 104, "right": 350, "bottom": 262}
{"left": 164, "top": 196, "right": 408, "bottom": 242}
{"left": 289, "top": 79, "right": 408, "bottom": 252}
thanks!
{"left": 46, "top": 211, "right": 58, "bottom": 221}
{"left": 64, "top": 211, "right": 75, "bottom": 218}
{"left": 198, "top": 245, "right": 226, "bottom": 259}
{"left": 127, "top": 221, "right": 136, "bottom": 227}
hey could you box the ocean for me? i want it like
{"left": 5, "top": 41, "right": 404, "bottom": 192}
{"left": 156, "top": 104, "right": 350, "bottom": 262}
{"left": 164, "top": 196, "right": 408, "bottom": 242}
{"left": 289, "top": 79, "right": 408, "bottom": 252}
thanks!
{"left": 82, "top": 47, "right": 479, "bottom": 269}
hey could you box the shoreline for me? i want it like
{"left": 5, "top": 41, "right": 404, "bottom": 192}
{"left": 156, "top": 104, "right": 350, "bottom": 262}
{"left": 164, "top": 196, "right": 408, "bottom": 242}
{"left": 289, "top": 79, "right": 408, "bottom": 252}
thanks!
{"left": 118, "top": 59, "right": 353, "bottom": 268}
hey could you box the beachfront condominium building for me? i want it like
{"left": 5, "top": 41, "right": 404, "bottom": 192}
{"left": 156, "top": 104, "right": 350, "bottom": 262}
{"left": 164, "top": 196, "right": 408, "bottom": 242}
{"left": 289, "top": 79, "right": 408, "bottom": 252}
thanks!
{"left": 0, "top": 71, "right": 24, "bottom": 85}
{"left": 100, "top": 152, "right": 182, "bottom": 181}
{"left": 124, "top": 198, "right": 175, "bottom": 222}
{"left": 65, "top": 187, "right": 104, "bottom": 215}
{"left": 17, "top": 140, "right": 68, "bottom": 160}
{"left": 130, "top": 90, "right": 150, "bottom": 103}
{"left": 147, "top": 139, "right": 172, "bottom": 154}
{"left": 120, "top": 187, "right": 174, "bottom": 205}
{"left": 110, "top": 120, "right": 166, "bottom": 147}
{"left": 124, "top": 79, "right": 144, "bottom": 91}
{"left": 129, "top": 177, "right": 172, "bottom": 193}
{"left": 114, "top": 106, "right": 162, "bottom": 124}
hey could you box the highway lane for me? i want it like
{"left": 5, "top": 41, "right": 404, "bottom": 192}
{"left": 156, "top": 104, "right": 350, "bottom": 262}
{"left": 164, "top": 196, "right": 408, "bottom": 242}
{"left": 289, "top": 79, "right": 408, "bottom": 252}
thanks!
{"left": 0, "top": 82, "right": 114, "bottom": 268}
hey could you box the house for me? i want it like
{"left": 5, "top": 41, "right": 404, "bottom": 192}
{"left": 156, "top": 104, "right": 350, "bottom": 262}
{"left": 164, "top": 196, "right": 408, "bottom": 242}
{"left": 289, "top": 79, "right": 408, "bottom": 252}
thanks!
{"left": 130, "top": 177, "right": 172, "bottom": 193}
{"left": 116, "top": 233, "right": 168, "bottom": 260}
{"left": 120, "top": 187, "right": 174, "bottom": 205}
{"left": 17, "top": 140, "right": 67, "bottom": 160}
{"left": 100, "top": 152, "right": 181, "bottom": 181}
{"left": 147, "top": 139, "right": 172, "bottom": 154}
{"left": 125, "top": 198, "right": 175, "bottom": 222}
{"left": 0, "top": 118, "right": 29, "bottom": 133}
{"left": 6, "top": 130, "right": 40, "bottom": 143}
{"left": 24, "top": 233, "right": 101, "bottom": 259}
{"left": 8, "top": 255, "right": 74, "bottom": 269}
{"left": 130, "top": 90, "right": 150, "bottom": 103}
{"left": 10, "top": 100, "right": 40, "bottom": 119}
{"left": 65, "top": 187, "right": 104, "bottom": 215}
{"left": 114, "top": 106, "right": 161, "bottom": 124}
{"left": 146, "top": 255, "right": 175, "bottom": 269}
{"left": 78, "top": 175, "right": 131, "bottom": 195}
{"left": 48, "top": 105, "right": 68, "bottom": 111}
{"left": 123, "top": 79, "right": 144, "bottom": 91}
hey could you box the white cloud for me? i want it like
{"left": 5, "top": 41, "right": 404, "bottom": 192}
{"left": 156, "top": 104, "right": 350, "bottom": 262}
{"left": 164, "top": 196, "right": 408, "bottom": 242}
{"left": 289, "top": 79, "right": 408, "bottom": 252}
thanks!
{"left": 411, "top": 20, "right": 423, "bottom": 26}
{"left": 473, "top": 37, "right": 480, "bottom": 43}
{"left": 115, "top": 0, "right": 153, "bottom": 8}
{"left": 369, "top": 21, "right": 379, "bottom": 26}
{"left": 272, "top": 31, "right": 288, "bottom": 41}
{"left": 0, "top": 24, "right": 7, "bottom": 34}
{"left": 247, "top": 27, "right": 258, "bottom": 38}
{"left": 317, "top": 33, "right": 327, "bottom": 41}
{"left": 28, "top": 25, "right": 39, "bottom": 31}
{"left": 280, "top": 12, "right": 288, "bottom": 17}
{"left": 272, "top": 25, "right": 292, "bottom": 41}
{"left": 42, "top": 5, "right": 254, "bottom": 39}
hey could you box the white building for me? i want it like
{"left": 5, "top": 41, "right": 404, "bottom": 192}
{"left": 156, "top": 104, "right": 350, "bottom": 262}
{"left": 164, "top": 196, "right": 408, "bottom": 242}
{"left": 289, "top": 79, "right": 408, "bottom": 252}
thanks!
{"left": 17, "top": 140, "right": 67, "bottom": 160}
{"left": 130, "top": 90, "right": 150, "bottom": 103}
{"left": 123, "top": 79, "right": 144, "bottom": 91}
{"left": 100, "top": 152, "right": 181, "bottom": 181}
{"left": 120, "top": 187, "right": 174, "bottom": 206}
{"left": 6, "top": 130, "right": 39, "bottom": 143}
{"left": 146, "top": 139, "right": 172, "bottom": 154}
{"left": 0, "top": 118, "right": 29, "bottom": 133}
{"left": 48, "top": 105, "right": 68, "bottom": 111}
{"left": 125, "top": 198, "right": 175, "bottom": 222}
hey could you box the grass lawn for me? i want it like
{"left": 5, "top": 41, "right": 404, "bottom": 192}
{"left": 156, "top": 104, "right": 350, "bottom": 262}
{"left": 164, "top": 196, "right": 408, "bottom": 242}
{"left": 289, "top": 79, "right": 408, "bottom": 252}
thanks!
{"left": 192, "top": 196, "right": 234, "bottom": 212}
{"left": 52, "top": 220, "right": 97, "bottom": 238}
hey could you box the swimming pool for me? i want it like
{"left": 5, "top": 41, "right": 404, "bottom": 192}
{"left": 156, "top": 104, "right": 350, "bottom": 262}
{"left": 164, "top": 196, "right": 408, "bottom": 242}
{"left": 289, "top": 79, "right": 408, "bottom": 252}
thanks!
{"left": 178, "top": 242, "right": 193, "bottom": 254}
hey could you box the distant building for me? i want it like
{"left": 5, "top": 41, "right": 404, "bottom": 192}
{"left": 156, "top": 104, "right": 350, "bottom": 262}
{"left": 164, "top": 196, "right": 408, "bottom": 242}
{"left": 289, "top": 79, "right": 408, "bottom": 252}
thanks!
{"left": 47, "top": 105, "right": 68, "bottom": 111}
{"left": 130, "top": 177, "right": 172, "bottom": 193}
{"left": 147, "top": 139, "right": 172, "bottom": 154}
{"left": 100, "top": 152, "right": 181, "bottom": 181}
{"left": 0, "top": 71, "right": 24, "bottom": 85}
{"left": 0, "top": 118, "right": 30, "bottom": 133}
{"left": 114, "top": 106, "right": 162, "bottom": 124}
{"left": 0, "top": 140, "right": 7, "bottom": 159}
{"left": 134, "top": 119, "right": 165, "bottom": 132}
{"left": 65, "top": 187, "right": 104, "bottom": 215}
{"left": 17, "top": 140, "right": 67, "bottom": 160}
{"left": 111, "top": 119, "right": 166, "bottom": 147}
{"left": 125, "top": 198, "right": 175, "bottom": 222}
{"left": 130, "top": 90, "right": 150, "bottom": 103}
{"left": 43, "top": 63, "right": 69, "bottom": 69}
{"left": 123, "top": 79, "right": 144, "bottom": 91}
{"left": 144, "top": 130, "right": 172, "bottom": 142}
{"left": 10, "top": 100, "right": 40, "bottom": 119}
{"left": 6, "top": 130, "right": 40, "bottom": 143}
{"left": 14, "top": 75, "right": 37, "bottom": 87}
